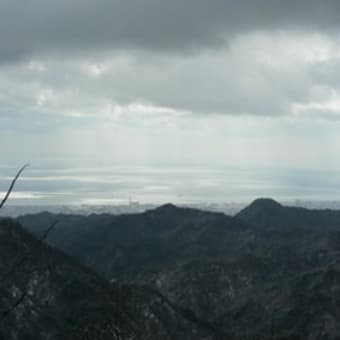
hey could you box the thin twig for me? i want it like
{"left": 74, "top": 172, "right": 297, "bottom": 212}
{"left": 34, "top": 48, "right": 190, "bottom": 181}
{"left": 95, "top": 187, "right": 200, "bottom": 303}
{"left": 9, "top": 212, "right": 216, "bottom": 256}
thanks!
{"left": 0, "top": 164, "right": 29, "bottom": 209}
{"left": 37, "top": 220, "right": 59, "bottom": 242}
{"left": 0, "top": 220, "right": 59, "bottom": 322}
{"left": 0, "top": 164, "right": 60, "bottom": 324}
{"left": 0, "top": 291, "right": 27, "bottom": 322}
{"left": 0, "top": 220, "right": 59, "bottom": 283}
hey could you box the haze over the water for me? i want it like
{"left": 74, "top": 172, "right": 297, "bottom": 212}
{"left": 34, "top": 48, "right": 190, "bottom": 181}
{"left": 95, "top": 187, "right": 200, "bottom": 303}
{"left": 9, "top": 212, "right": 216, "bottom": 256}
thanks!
{"left": 2, "top": 1, "right": 340, "bottom": 205}
{"left": 1, "top": 164, "right": 340, "bottom": 206}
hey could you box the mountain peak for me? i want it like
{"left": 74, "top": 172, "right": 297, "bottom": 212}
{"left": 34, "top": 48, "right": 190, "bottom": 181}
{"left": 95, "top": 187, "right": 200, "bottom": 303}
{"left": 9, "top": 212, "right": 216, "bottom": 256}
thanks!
{"left": 153, "top": 203, "right": 179, "bottom": 213}
{"left": 149, "top": 203, "right": 203, "bottom": 218}
{"left": 236, "top": 198, "right": 282, "bottom": 221}
{"left": 248, "top": 198, "right": 282, "bottom": 210}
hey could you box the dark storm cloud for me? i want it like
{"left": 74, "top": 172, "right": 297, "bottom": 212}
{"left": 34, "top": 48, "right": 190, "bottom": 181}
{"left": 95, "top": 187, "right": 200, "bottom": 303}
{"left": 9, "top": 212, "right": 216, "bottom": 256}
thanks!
{"left": 1, "top": 0, "right": 340, "bottom": 61}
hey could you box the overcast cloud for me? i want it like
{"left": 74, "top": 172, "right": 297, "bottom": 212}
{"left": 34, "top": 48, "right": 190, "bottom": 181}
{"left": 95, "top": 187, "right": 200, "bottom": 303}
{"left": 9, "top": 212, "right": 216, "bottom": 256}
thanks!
{"left": 2, "top": 1, "right": 340, "bottom": 204}
{"left": 1, "top": 1, "right": 340, "bottom": 117}
{"left": 1, "top": 0, "right": 340, "bottom": 60}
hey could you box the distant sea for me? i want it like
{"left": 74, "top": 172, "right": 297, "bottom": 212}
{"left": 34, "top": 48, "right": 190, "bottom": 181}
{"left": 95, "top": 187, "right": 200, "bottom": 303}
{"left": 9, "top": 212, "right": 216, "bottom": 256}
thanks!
{"left": 1, "top": 164, "right": 340, "bottom": 209}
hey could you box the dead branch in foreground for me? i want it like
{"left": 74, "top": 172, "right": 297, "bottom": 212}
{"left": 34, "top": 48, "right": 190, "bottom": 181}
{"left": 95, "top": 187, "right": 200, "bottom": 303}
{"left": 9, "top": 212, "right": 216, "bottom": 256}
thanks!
{"left": 0, "top": 164, "right": 59, "bottom": 324}
{"left": 0, "top": 164, "right": 29, "bottom": 210}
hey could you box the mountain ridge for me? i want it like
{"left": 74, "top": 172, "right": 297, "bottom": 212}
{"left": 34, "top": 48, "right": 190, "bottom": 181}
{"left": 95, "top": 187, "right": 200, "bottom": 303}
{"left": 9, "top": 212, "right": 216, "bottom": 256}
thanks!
{"left": 16, "top": 199, "right": 340, "bottom": 338}
{"left": 0, "top": 217, "right": 223, "bottom": 340}
{"left": 236, "top": 197, "right": 340, "bottom": 232}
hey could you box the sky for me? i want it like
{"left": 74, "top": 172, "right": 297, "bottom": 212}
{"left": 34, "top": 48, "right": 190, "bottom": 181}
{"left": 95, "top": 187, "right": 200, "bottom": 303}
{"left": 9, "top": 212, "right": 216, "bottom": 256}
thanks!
{"left": 2, "top": 1, "right": 340, "bottom": 205}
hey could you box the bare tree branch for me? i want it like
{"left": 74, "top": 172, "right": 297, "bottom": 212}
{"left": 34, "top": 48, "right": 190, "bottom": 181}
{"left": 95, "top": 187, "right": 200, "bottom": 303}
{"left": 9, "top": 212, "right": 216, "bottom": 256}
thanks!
{"left": 0, "top": 291, "right": 27, "bottom": 322}
{"left": 0, "top": 164, "right": 29, "bottom": 210}
{"left": 0, "top": 164, "right": 60, "bottom": 323}
{"left": 0, "top": 219, "right": 59, "bottom": 323}
{"left": 0, "top": 220, "right": 59, "bottom": 283}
